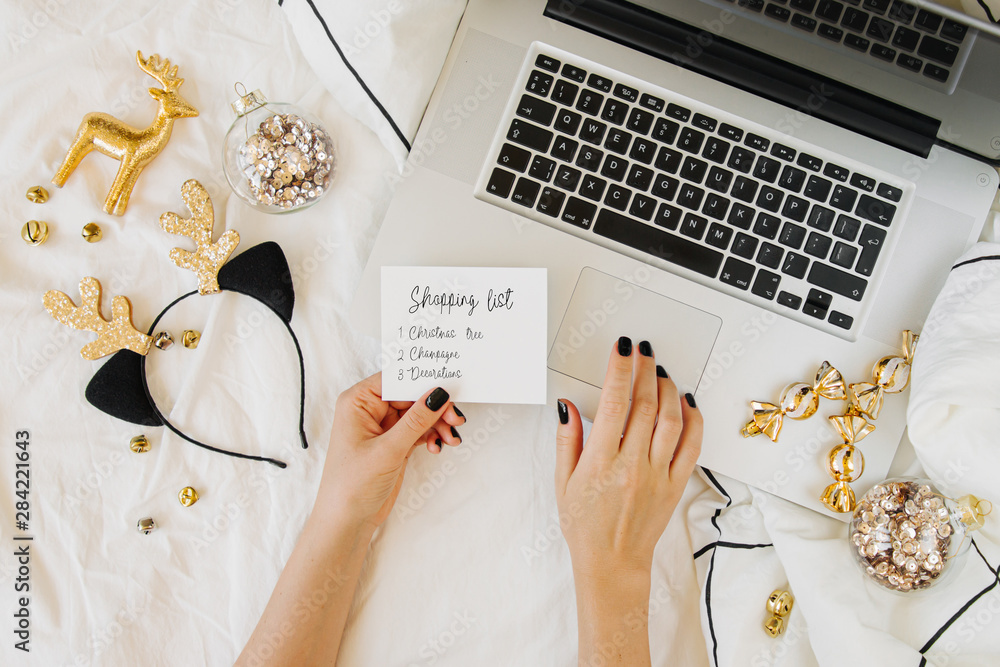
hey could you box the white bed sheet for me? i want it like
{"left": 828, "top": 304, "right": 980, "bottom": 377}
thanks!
{"left": 2, "top": 2, "right": 1000, "bottom": 666}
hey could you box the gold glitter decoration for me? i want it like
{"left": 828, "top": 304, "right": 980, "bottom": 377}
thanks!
{"left": 182, "top": 329, "right": 201, "bottom": 349}
{"left": 129, "top": 435, "right": 151, "bottom": 453}
{"left": 764, "top": 590, "right": 793, "bottom": 637}
{"left": 21, "top": 220, "right": 49, "bottom": 246}
{"left": 51, "top": 51, "right": 198, "bottom": 216}
{"left": 42, "top": 277, "right": 152, "bottom": 360}
{"left": 159, "top": 180, "right": 239, "bottom": 295}
{"left": 740, "top": 361, "right": 844, "bottom": 442}
{"left": 178, "top": 487, "right": 199, "bottom": 507}
{"left": 81, "top": 222, "right": 103, "bottom": 243}
{"left": 26, "top": 186, "right": 49, "bottom": 203}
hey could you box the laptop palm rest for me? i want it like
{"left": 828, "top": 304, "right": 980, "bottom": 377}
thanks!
{"left": 548, "top": 267, "right": 722, "bottom": 419}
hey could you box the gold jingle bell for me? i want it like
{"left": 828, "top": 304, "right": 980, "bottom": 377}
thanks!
{"left": 21, "top": 220, "right": 49, "bottom": 246}
{"left": 26, "top": 185, "right": 50, "bottom": 203}
{"left": 178, "top": 486, "right": 199, "bottom": 507}
{"left": 81, "top": 222, "right": 103, "bottom": 243}
{"left": 129, "top": 435, "right": 151, "bottom": 453}
{"left": 182, "top": 329, "right": 201, "bottom": 349}
{"left": 153, "top": 331, "right": 174, "bottom": 350}
{"left": 764, "top": 615, "right": 785, "bottom": 637}
{"left": 137, "top": 517, "right": 156, "bottom": 534}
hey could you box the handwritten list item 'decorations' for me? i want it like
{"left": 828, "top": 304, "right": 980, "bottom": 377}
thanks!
{"left": 381, "top": 266, "right": 547, "bottom": 404}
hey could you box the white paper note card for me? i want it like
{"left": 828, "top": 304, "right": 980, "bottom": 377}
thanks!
{"left": 381, "top": 266, "right": 547, "bottom": 404}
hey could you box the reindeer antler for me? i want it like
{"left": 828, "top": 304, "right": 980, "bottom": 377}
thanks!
{"left": 43, "top": 277, "right": 153, "bottom": 360}
{"left": 136, "top": 51, "right": 182, "bottom": 91}
{"left": 160, "top": 180, "right": 240, "bottom": 295}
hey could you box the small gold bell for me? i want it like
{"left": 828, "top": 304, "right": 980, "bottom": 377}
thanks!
{"left": 21, "top": 220, "right": 49, "bottom": 246}
{"left": 766, "top": 590, "right": 794, "bottom": 617}
{"left": 81, "top": 222, "right": 103, "bottom": 243}
{"left": 182, "top": 330, "right": 201, "bottom": 349}
{"left": 129, "top": 435, "right": 151, "bottom": 453}
{"left": 153, "top": 331, "right": 174, "bottom": 350}
{"left": 26, "top": 185, "right": 49, "bottom": 203}
{"left": 764, "top": 615, "right": 785, "bottom": 637}
{"left": 137, "top": 517, "right": 156, "bottom": 534}
{"left": 178, "top": 487, "right": 199, "bottom": 507}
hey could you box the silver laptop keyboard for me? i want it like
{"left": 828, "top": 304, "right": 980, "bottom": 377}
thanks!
{"left": 717, "top": 0, "right": 974, "bottom": 92}
{"left": 475, "top": 44, "right": 913, "bottom": 339}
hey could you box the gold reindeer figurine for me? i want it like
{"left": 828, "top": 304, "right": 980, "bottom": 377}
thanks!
{"left": 52, "top": 51, "right": 198, "bottom": 216}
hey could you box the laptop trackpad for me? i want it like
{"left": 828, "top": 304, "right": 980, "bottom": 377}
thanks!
{"left": 548, "top": 267, "right": 722, "bottom": 398}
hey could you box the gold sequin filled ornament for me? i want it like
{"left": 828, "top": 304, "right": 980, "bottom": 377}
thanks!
{"left": 849, "top": 478, "right": 991, "bottom": 593}
{"left": 741, "top": 361, "right": 846, "bottom": 442}
{"left": 221, "top": 85, "right": 336, "bottom": 213}
{"left": 51, "top": 52, "right": 198, "bottom": 216}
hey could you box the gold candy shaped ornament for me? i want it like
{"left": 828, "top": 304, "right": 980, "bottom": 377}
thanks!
{"left": 51, "top": 51, "right": 198, "bottom": 216}
{"left": 741, "top": 361, "right": 846, "bottom": 442}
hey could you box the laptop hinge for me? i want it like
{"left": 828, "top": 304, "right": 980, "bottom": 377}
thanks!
{"left": 544, "top": 0, "right": 941, "bottom": 159}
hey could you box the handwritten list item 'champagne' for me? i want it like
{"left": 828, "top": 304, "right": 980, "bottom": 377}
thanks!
{"left": 381, "top": 266, "right": 547, "bottom": 404}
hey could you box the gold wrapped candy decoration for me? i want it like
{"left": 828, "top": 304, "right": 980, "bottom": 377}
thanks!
{"left": 741, "top": 361, "right": 845, "bottom": 442}
{"left": 847, "top": 330, "right": 918, "bottom": 420}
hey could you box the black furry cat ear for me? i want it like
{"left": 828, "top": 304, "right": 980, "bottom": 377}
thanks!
{"left": 41, "top": 179, "right": 307, "bottom": 468}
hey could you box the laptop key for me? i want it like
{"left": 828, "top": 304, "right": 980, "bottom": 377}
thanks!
{"left": 923, "top": 63, "right": 949, "bottom": 82}
{"left": 555, "top": 165, "right": 582, "bottom": 191}
{"left": 486, "top": 168, "right": 516, "bottom": 198}
{"left": 732, "top": 232, "right": 759, "bottom": 259}
{"left": 652, "top": 174, "right": 680, "bottom": 200}
{"left": 918, "top": 35, "right": 959, "bottom": 66}
{"left": 497, "top": 143, "right": 531, "bottom": 172}
{"left": 856, "top": 193, "right": 895, "bottom": 225}
{"left": 561, "top": 196, "right": 597, "bottom": 229}
{"left": 803, "top": 288, "right": 832, "bottom": 319}
{"left": 601, "top": 99, "right": 629, "bottom": 125}
{"left": 842, "top": 7, "right": 868, "bottom": 32}
{"left": 560, "top": 64, "right": 586, "bottom": 82}
{"left": 731, "top": 176, "right": 759, "bottom": 203}
{"left": 613, "top": 83, "right": 638, "bottom": 102}
{"left": 511, "top": 178, "right": 541, "bottom": 207}
{"left": 756, "top": 185, "right": 784, "bottom": 212}
{"left": 576, "top": 146, "right": 604, "bottom": 172}
{"left": 863, "top": 0, "right": 890, "bottom": 13}
{"left": 779, "top": 165, "right": 807, "bottom": 192}
{"left": 720, "top": 257, "right": 756, "bottom": 290}
{"left": 892, "top": 26, "right": 920, "bottom": 51}
{"left": 703, "top": 137, "right": 731, "bottom": 164}
{"left": 593, "top": 209, "right": 724, "bottom": 277}
{"left": 719, "top": 123, "right": 745, "bottom": 142}
{"left": 897, "top": 54, "right": 923, "bottom": 72}
{"left": 678, "top": 184, "right": 705, "bottom": 210}
{"left": 508, "top": 119, "right": 553, "bottom": 152}
{"left": 805, "top": 231, "right": 833, "bottom": 259}
{"left": 727, "top": 147, "right": 756, "bottom": 173}
{"left": 914, "top": 9, "right": 941, "bottom": 33}
{"left": 579, "top": 174, "right": 607, "bottom": 201}
{"left": 870, "top": 44, "right": 897, "bottom": 61}
{"left": 830, "top": 184, "right": 858, "bottom": 212}
{"left": 818, "top": 23, "right": 845, "bottom": 41}
{"left": 655, "top": 147, "right": 683, "bottom": 175}
{"left": 823, "top": 163, "right": 849, "bottom": 181}
{"left": 876, "top": 182, "right": 902, "bottom": 201}
{"left": 771, "top": 143, "right": 796, "bottom": 162}
{"left": 796, "top": 153, "right": 823, "bottom": 171}
{"left": 757, "top": 242, "right": 784, "bottom": 269}
{"left": 678, "top": 127, "right": 706, "bottom": 154}
{"left": 856, "top": 224, "right": 886, "bottom": 276}
{"left": 804, "top": 175, "right": 833, "bottom": 201}
{"left": 639, "top": 93, "right": 665, "bottom": 112}
{"left": 604, "top": 183, "right": 632, "bottom": 211}
{"left": 941, "top": 19, "right": 967, "bottom": 43}
{"left": 767, "top": 4, "right": 792, "bottom": 21}
{"left": 850, "top": 173, "right": 876, "bottom": 192}
{"left": 808, "top": 262, "right": 867, "bottom": 300}
{"left": 845, "top": 34, "right": 871, "bottom": 51}
{"left": 517, "top": 94, "right": 557, "bottom": 125}
{"left": 752, "top": 270, "right": 781, "bottom": 300}
{"left": 831, "top": 241, "right": 859, "bottom": 268}
{"left": 778, "top": 291, "right": 803, "bottom": 310}
{"left": 791, "top": 13, "right": 819, "bottom": 31}
{"left": 707, "top": 166, "right": 734, "bottom": 193}
{"left": 791, "top": 0, "right": 816, "bottom": 12}
{"left": 526, "top": 70, "right": 554, "bottom": 96}
{"left": 551, "top": 80, "right": 579, "bottom": 106}
{"left": 887, "top": 0, "right": 915, "bottom": 24}
{"left": 537, "top": 187, "right": 566, "bottom": 217}
{"left": 555, "top": 109, "right": 582, "bottom": 135}
{"left": 867, "top": 17, "right": 894, "bottom": 42}
{"left": 535, "top": 54, "right": 560, "bottom": 73}
{"left": 629, "top": 137, "right": 657, "bottom": 164}
{"left": 740, "top": 0, "right": 766, "bottom": 11}
{"left": 778, "top": 222, "right": 806, "bottom": 249}
{"left": 604, "top": 127, "right": 633, "bottom": 154}
{"left": 580, "top": 118, "right": 608, "bottom": 144}
{"left": 681, "top": 213, "right": 709, "bottom": 240}
{"left": 655, "top": 203, "right": 683, "bottom": 230}
{"left": 753, "top": 156, "right": 781, "bottom": 183}
{"left": 816, "top": 0, "right": 843, "bottom": 21}
{"left": 601, "top": 154, "right": 629, "bottom": 181}
{"left": 807, "top": 205, "right": 836, "bottom": 232}
{"left": 692, "top": 113, "right": 718, "bottom": 132}
{"left": 529, "top": 155, "right": 556, "bottom": 182}
{"left": 754, "top": 212, "right": 782, "bottom": 240}
{"left": 745, "top": 133, "right": 770, "bottom": 152}
{"left": 829, "top": 311, "right": 854, "bottom": 330}
{"left": 629, "top": 193, "right": 656, "bottom": 220}
{"left": 587, "top": 73, "right": 613, "bottom": 93}
{"left": 782, "top": 251, "right": 810, "bottom": 278}
{"left": 707, "top": 223, "right": 734, "bottom": 250}
{"left": 782, "top": 195, "right": 809, "bottom": 222}
{"left": 667, "top": 103, "right": 691, "bottom": 122}
{"left": 626, "top": 164, "right": 654, "bottom": 191}
{"left": 728, "top": 203, "right": 755, "bottom": 230}
{"left": 681, "top": 156, "right": 709, "bottom": 183}
{"left": 703, "top": 193, "right": 731, "bottom": 220}
{"left": 833, "top": 214, "right": 861, "bottom": 241}
{"left": 627, "top": 108, "right": 654, "bottom": 135}
{"left": 576, "top": 90, "right": 605, "bottom": 115}
{"left": 551, "top": 135, "right": 579, "bottom": 162}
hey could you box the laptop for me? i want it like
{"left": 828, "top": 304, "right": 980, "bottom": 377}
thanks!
{"left": 351, "top": 0, "right": 1000, "bottom": 517}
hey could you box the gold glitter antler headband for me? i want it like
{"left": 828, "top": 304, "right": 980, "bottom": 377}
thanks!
{"left": 160, "top": 179, "right": 240, "bottom": 294}
{"left": 43, "top": 277, "right": 152, "bottom": 360}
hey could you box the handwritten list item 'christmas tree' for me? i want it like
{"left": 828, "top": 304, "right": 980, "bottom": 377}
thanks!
{"left": 381, "top": 266, "right": 547, "bottom": 404}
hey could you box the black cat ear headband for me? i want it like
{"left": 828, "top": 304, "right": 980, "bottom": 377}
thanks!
{"left": 43, "top": 179, "right": 307, "bottom": 468}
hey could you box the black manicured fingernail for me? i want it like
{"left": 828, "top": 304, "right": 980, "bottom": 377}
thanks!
{"left": 685, "top": 393, "right": 697, "bottom": 408}
{"left": 618, "top": 336, "right": 632, "bottom": 357}
{"left": 656, "top": 365, "right": 668, "bottom": 379}
{"left": 453, "top": 405, "right": 465, "bottom": 420}
{"left": 638, "top": 340, "right": 652, "bottom": 357}
{"left": 426, "top": 387, "right": 449, "bottom": 411}
{"left": 557, "top": 400, "right": 569, "bottom": 425}
{"left": 450, "top": 426, "right": 462, "bottom": 442}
